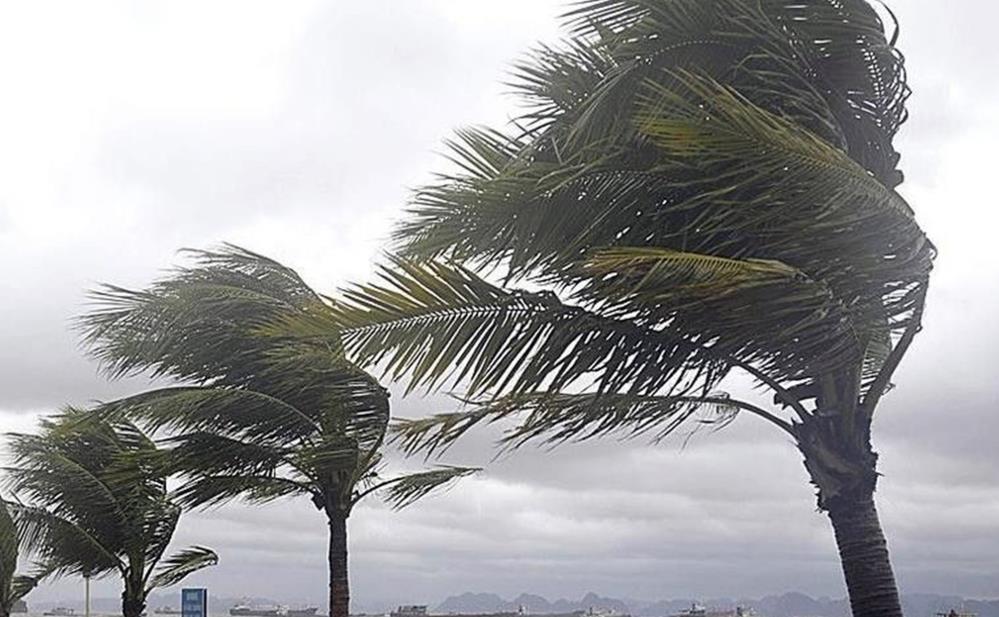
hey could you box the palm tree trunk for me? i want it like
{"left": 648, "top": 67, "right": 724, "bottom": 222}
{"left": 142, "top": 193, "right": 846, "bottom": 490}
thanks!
{"left": 121, "top": 580, "right": 146, "bottom": 617}
{"left": 798, "top": 414, "right": 904, "bottom": 617}
{"left": 827, "top": 495, "right": 903, "bottom": 617}
{"left": 327, "top": 512, "right": 349, "bottom": 617}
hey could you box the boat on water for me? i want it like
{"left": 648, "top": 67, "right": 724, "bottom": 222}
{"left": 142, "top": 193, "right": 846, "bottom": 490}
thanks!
{"left": 155, "top": 607, "right": 183, "bottom": 615}
{"left": 231, "top": 607, "right": 281, "bottom": 617}
{"left": 229, "top": 606, "right": 318, "bottom": 617}
{"left": 43, "top": 609, "right": 76, "bottom": 617}
{"left": 669, "top": 605, "right": 755, "bottom": 617}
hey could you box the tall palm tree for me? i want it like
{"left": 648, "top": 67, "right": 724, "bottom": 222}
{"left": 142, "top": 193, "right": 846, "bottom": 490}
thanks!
{"left": 3, "top": 411, "right": 218, "bottom": 617}
{"left": 79, "top": 246, "right": 477, "bottom": 617}
{"left": 0, "top": 499, "right": 45, "bottom": 617}
{"left": 264, "top": 2, "right": 933, "bottom": 616}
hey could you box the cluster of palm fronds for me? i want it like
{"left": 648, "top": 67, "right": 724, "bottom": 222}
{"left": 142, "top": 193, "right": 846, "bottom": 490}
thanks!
{"left": 1, "top": 410, "right": 217, "bottom": 617}
{"left": 2, "top": 247, "right": 477, "bottom": 617}
{"left": 1, "top": 2, "right": 932, "bottom": 617}
{"left": 259, "top": 2, "right": 930, "bottom": 617}
{"left": 274, "top": 0, "right": 935, "bottom": 474}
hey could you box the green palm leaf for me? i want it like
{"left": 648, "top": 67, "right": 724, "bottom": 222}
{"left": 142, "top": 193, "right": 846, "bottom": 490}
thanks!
{"left": 391, "top": 391, "right": 779, "bottom": 459}
{"left": 371, "top": 467, "right": 481, "bottom": 511}
{"left": 4, "top": 413, "right": 215, "bottom": 594}
{"left": 147, "top": 547, "right": 218, "bottom": 591}
{"left": 305, "top": 257, "right": 729, "bottom": 398}
{"left": 171, "top": 475, "right": 314, "bottom": 509}
{"left": 79, "top": 246, "right": 476, "bottom": 617}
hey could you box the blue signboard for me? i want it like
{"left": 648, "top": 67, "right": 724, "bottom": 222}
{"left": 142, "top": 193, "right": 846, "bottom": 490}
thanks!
{"left": 182, "top": 588, "right": 208, "bottom": 617}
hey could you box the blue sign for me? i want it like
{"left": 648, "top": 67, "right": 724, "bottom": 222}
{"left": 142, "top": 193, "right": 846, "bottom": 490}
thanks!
{"left": 182, "top": 588, "right": 208, "bottom": 617}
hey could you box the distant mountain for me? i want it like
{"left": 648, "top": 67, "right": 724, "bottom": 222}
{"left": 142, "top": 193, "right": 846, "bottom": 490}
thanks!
{"left": 436, "top": 592, "right": 631, "bottom": 616}
{"left": 511, "top": 594, "right": 553, "bottom": 614}
{"left": 434, "top": 591, "right": 999, "bottom": 617}
{"left": 437, "top": 594, "right": 513, "bottom": 614}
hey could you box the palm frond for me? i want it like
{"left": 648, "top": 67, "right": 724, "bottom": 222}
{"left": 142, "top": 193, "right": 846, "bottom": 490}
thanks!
{"left": 374, "top": 467, "right": 480, "bottom": 510}
{"left": 4, "top": 414, "right": 209, "bottom": 589}
{"left": 578, "top": 247, "right": 862, "bottom": 375}
{"left": 3, "top": 501, "right": 120, "bottom": 579}
{"left": 171, "top": 475, "right": 313, "bottom": 510}
{"left": 100, "top": 387, "right": 320, "bottom": 443}
{"left": 760, "top": 0, "right": 909, "bottom": 186}
{"left": 138, "top": 500, "right": 181, "bottom": 570}
{"left": 305, "top": 257, "right": 729, "bottom": 398}
{"left": 392, "top": 392, "right": 767, "bottom": 459}
{"left": 9, "top": 573, "right": 44, "bottom": 603}
{"left": 146, "top": 546, "right": 218, "bottom": 591}
{"left": 79, "top": 247, "right": 421, "bottom": 524}
{"left": 563, "top": 0, "right": 907, "bottom": 185}
{"left": 0, "top": 499, "right": 18, "bottom": 606}
{"left": 171, "top": 429, "right": 290, "bottom": 469}
{"left": 4, "top": 428, "right": 128, "bottom": 529}
{"left": 78, "top": 244, "right": 337, "bottom": 385}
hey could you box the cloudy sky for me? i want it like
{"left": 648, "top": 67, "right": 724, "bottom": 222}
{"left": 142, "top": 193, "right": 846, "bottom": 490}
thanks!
{"left": 1, "top": 0, "right": 997, "bottom": 609}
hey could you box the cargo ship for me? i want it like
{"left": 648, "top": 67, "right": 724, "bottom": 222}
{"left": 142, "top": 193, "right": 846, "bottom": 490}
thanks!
{"left": 669, "top": 605, "right": 755, "bottom": 617}
{"left": 230, "top": 606, "right": 281, "bottom": 617}
{"left": 229, "top": 607, "right": 318, "bottom": 617}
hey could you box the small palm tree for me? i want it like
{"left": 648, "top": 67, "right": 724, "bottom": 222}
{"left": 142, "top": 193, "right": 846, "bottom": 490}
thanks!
{"left": 3, "top": 411, "right": 217, "bottom": 617}
{"left": 263, "top": 2, "right": 932, "bottom": 616}
{"left": 0, "top": 499, "right": 45, "bottom": 617}
{"left": 79, "top": 246, "right": 477, "bottom": 617}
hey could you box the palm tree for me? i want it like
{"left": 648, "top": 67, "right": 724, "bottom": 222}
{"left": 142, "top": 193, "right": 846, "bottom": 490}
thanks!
{"left": 262, "top": 2, "right": 933, "bottom": 616}
{"left": 3, "top": 410, "right": 218, "bottom": 617}
{"left": 0, "top": 499, "right": 45, "bottom": 617}
{"left": 79, "top": 246, "right": 477, "bottom": 617}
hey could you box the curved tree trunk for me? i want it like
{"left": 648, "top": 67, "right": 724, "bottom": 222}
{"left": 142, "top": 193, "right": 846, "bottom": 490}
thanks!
{"left": 827, "top": 496, "right": 903, "bottom": 617}
{"left": 327, "top": 512, "right": 349, "bottom": 617}
{"left": 799, "top": 416, "right": 904, "bottom": 617}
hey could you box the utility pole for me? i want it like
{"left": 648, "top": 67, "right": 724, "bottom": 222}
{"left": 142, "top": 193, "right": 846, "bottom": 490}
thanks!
{"left": 84, "top": 574, "right": 91, "bottom": 617}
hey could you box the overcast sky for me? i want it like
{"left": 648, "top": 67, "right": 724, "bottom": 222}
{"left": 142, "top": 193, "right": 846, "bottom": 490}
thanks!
{"left": 1, "top": 0, "right": 997, "bottom": 609}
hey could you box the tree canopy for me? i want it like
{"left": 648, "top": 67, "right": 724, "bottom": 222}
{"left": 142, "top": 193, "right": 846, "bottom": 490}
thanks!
{"left": 3, "top": 411, "right": 217, "bottom": 617}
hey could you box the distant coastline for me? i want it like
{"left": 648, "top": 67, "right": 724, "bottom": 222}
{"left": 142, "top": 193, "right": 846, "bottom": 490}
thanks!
{"left": 21, "top": 591, "right": 999, "bottom": 617}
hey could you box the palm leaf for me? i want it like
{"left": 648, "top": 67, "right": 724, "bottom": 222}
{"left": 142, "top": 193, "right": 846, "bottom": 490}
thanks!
{"left": 3, "top": 501, "right": 120, "bottom": 579}
{"left": 374, "top": 467, "right": 480, "bottom": 510}
{"left": 0, "top": 499, "right": 18, "bottom": 608}
{"left": 391, "top": 392, "right": 758, "bottom": 458}
{"left": 579, "top": 247, "right": 862, "bottom": 375}
{"left": 147, "top": 546, "right": 218, "bottom": 591}
{"left": 290, "top": 257, "right": 730, "bottom": 398}
{"left": 9, "top": 573, "right": 43, "bottom": 603}
{"left": 171, "top": 475, "right": 314, "bottom": 509}
{"left": 79, "top": 244, "right": 337, "bottom": 385}
{"left": 101, "top": 387, "right": 321, "bottom": 443}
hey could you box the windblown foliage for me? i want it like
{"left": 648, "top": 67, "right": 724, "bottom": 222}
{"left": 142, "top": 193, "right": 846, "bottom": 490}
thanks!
{"left": 283, "top": 3, "right": 930, "bottom": 616}
{"left": 268, "top": 0, "right": 934, "bottom": 460}
{"left": 0, "top": 499, "right": 44, "bottom": 617}
{"left": 80, "top": 247, "right": 477, "bottom": 617}
{"left": 3, "top": 411, "right": 216, "bottom": 617}
{"left": 80, "top": 245, "right": 477, "bottom": 521}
